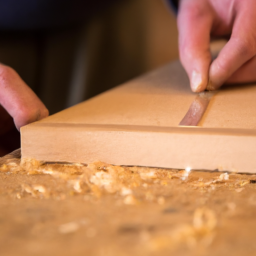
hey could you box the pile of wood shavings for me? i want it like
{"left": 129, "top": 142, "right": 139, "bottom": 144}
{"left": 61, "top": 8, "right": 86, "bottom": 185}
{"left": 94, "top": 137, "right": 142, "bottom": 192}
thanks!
{"left": 0, "top": 155, "right": 253, "bottom": 203}
{"left": 16, "top": 158, "right": 186, "bottom": 202}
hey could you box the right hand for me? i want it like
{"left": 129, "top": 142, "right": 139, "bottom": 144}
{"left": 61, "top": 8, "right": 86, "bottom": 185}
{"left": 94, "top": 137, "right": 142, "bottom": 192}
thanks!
{"left": 177, "top": 0, "right": 256, "bottom": 92}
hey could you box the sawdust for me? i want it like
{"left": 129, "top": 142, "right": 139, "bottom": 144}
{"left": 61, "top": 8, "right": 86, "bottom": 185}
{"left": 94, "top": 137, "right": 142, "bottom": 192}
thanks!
{"left": 18, "top": 159, "right": 178, "bottom": 201}
{"left": 59, "top": 222, "right": 80, "bottom": 234}
{"left": 147, "top": 207, "right": 217, "bottom": 252}
{"left": 2, "top": 153, "right": 256, "bottom": 255}
{"left": 21, "top": 183, "right": 49, "bottom": 198}
{"left": 1, "top": 156, "right": 254, "bottom": 203}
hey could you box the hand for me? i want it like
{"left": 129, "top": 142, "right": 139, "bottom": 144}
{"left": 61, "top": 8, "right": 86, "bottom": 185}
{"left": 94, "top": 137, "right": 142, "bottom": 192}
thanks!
{"left": 0, "top": 64, "right": 48, "bottom": 156}
{"left": 177, "top": 0, "right": 256, "bottom": 92}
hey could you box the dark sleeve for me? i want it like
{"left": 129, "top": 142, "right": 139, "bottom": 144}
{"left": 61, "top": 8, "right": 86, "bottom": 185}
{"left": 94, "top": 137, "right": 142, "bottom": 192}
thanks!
{"left": 0, "top": 0, "right": 119, "bottom": 30}
{"left": 166, "top": 0, "right": 179, "bottom": 14}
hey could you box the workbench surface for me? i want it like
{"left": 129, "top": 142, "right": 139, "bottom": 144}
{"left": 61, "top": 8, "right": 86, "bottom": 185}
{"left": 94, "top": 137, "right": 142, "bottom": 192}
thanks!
{"left": 1, "top": 153, "right": 256, "bottom": 256}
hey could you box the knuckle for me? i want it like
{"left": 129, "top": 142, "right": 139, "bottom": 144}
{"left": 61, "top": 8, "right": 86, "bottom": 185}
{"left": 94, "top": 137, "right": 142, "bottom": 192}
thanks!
{"left": 235, "top": 37, "right": 256, "bottom": 58}
{"left": 178, "top": 2, "right": 209, "bottom": 29}
{"left": 215, "top": 59, "right": 229, "bottom": 75}
{"left": 180, "top": 2, "right": 208, "bottom": 21}
{"left": 188, "top": 5, "right": 206, "bottom": 20}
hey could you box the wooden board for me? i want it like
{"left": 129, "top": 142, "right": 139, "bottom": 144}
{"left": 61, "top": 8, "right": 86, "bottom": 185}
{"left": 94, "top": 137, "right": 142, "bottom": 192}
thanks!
{"left": 21, "top": 61, "right": 256, "bottom": 173}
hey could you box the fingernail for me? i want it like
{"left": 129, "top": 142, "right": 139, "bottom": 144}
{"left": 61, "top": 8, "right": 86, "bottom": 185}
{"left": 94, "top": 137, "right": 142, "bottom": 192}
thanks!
{"left": 191, "top": 70, "right": 202, "bottom": 92}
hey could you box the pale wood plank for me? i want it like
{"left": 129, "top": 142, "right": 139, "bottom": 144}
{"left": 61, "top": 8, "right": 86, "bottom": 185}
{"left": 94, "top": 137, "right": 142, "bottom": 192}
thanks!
{"left": 21, "top": 61, "right": 256, "bottom": 173}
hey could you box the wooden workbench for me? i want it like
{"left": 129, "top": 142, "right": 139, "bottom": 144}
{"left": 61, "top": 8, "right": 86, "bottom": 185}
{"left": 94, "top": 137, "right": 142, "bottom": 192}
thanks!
{"left": 1, "top": 153, "right": 256, "bottom": 256}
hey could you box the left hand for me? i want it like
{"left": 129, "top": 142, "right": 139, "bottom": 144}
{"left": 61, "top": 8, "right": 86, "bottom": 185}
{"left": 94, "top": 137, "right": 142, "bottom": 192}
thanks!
{"left": 0, "top": 64, "right": 49, "bottom": 156}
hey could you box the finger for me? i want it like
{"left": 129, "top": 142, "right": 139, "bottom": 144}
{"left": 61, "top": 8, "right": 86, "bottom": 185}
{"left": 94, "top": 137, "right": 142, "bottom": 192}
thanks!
{"left": 226, "top": 55, "right": 256, "bottom": 84}
{"left": 178, "top": 0, "right": 213, "bottom": 92}
{"left": 208, "top": 7, "right": 256, "bottom": 90}
{"left": 0, "top": 64, "right": 49, "bottom": 130}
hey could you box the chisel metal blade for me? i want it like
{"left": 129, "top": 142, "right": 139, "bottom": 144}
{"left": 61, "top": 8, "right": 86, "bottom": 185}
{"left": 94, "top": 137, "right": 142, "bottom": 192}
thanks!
{"left": 179, "top": 91, "right": 216, "bottom": 126}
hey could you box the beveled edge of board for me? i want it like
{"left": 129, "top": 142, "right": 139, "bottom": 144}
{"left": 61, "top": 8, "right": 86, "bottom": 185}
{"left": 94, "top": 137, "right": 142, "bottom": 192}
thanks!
{"left": 21, "top": 122, "right": 256, "bottom": 137}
